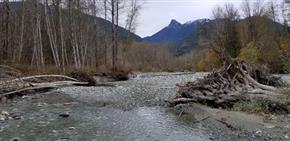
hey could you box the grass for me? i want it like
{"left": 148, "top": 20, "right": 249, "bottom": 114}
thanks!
{"left": 233, "top": 98, "right": 290, "bottom": 115}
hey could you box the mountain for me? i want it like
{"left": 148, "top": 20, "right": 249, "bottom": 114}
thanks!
{"left": 93, "top": 16, "right": 142, "bottom": 41}
{"left": 144, "top": 19, "right": 211, "bottom": 55}
{"left": 0, "top": 1, "right": 142, "bottom": 41}
{"left": 144, "top": 19, "right": 194, "bottom": 44}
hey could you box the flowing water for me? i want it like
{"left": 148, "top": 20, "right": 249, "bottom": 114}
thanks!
{"left": 0, "top": 72, "right": 211, "bottom": 141}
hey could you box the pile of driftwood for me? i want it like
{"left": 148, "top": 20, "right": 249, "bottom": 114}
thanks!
{"left": 169, "top": 60, "right": 286, "bottom": 108}
{"left": 0, "top": 65, "right": 93, "bottom": 100}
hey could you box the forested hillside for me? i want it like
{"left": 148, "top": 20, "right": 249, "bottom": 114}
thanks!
{"left": 0, "top": 0, "right": 146, "bottom": 73}
{"left": 195, "top": 1, "right": 290, "bottom": 73}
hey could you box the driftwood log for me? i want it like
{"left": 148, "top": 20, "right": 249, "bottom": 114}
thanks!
{"left": 168, "top": 60, "right": 285, "bottom": 108}
{"left": 0, "top": 74, "right": 92, "bottom": 99}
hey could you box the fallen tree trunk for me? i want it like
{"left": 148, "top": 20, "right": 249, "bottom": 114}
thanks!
{"left": 0, "top": 71, "right": 95, "bottom": 99}
{"left": 0, "top": 81, "right": 89, "bottom": 98}
{"left": 0, "top": 86, "right": 56, "bottom": 98}
{"left": 31, "top": 81, "right": 89, "bottom": 87}
{"left": 168, "top": 60, "right": 285, "bottom": 108}
{"left": 13, "top": 75, "right": 79, "bottom": 82}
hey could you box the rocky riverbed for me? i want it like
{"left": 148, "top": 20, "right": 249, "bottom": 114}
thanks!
{"left": 0, "top": 72, "right": 290, "bottom": 141}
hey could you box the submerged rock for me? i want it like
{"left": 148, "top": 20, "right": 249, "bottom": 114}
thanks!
{"left": 12, "top": 115, "right": 22, "bottom": 120}
{"left": 59, "top": 113, "right": 70, "bottom": 118}
{"left": 9, "top": 137, "right": 20, "bottom": 141}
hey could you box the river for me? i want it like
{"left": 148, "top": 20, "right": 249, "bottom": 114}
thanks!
{"left": 0, "top": 72, "right": 290, "bottom": 141}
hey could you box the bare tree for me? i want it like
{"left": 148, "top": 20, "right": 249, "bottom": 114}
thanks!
{"left": 241, "top": 0, "right": 267, "bottom": 45}
{"left": 210, "top": 3, "right": 240, "bottom": 63}
{"left": 44, "top": 0, "right": 61, "bottom": 69}
{"left": 103, "top": 0, "right": 108, "bottom": 66}
{"left": 125, "top": 0, "right": 141, "bottom": 34}
{"left": 266, "top": 0, "right": 279, "bottom": 22}
{"left": 111, "top": 0, "right": 117, "bottom": 72}
{"left": 2, "top": 0, "right": 10, "bottom": 60}
{"left": 0, "top": 0, "right": 142, "bottom": 72}
{"left": 17, "top": 0, "right": 26, "bottom": 63}
{"left": 58, "top": 0, "right": 66, "bottom": 72}
{"left": 31, "top": 0, "right": 45, "bottom": 72}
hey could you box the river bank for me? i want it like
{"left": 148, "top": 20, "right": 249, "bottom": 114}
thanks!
{"left": 0, "top": 72, "right": 290, "bottom": 141}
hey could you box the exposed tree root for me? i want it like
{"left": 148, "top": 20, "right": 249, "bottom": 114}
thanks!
{"left": 168, "top": 60, "right": 285, "bottom": 108}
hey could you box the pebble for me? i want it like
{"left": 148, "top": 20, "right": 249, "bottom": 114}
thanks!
{"left": 52, "top": 130, "right": 57, "bottom": 133}
{"left": 63, "top": 102, "right": 72, "bottom": 106}
{"left": 255, "top": 130, "right": 262, "bottom": 135}
{"left": 68, "top": 127, "right": 76, "bottom": 130}
{"left": 37, "top": 103, "right": 47, "bottom": 107}
{"left": 59, "top": 113, "right": 70, "bottom": 118}
{"left": 285, "top": 135, "right": 289, "bottom": 139}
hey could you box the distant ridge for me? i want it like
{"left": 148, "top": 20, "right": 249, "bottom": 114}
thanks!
{"left": 143, "top": 17, "right": 283, "bottom": 56}
{"left": 144, "top": 19, "right": 211, "bottom": 55}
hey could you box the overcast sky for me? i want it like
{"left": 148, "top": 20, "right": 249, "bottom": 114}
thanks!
{"left": 136, "top": 0, "right": 244, "bottom": 37}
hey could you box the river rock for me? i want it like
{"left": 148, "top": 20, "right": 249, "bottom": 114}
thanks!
{"left": 1, "top": 111, "right": 10, "bottom": 116}
{"left": 0, "top": 115, "right": 5, "bottom": 121}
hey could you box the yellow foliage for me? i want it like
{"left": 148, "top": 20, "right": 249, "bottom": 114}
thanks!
{"left": 281, "top": 40, "right": 290, "bottom": 52}
{"left": 196, "top": 60, "right": 207, "bottom": 71}
{"left": 280, "top": 40, "right": 290, "bottom": 72}
{"left": 196, "top": 50, "right": 221, "bottom": 71}
{"left": 238, "top": 42, "right": 259, "bottom": 63}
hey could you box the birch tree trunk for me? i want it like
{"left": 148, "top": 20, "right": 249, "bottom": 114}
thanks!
{"left": 111, "top": 0, "right": 116, "bottom": 72}
{"left": 31, "top": 0, "right": 45, "bottom": 72}
{"left": 17, "top": 0, "right": 25, "bottom": 63}
{"left": 104, "top": 0, "right": 108, "bottom": 66}
{"left": 3, "top": 0, "right": 10, "bottom": 60}
{"left": 44, "top": 0, "right": 61, "bottom": 69}
{"left": 59, "top": 0, "right": 66, "bottom": 72}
